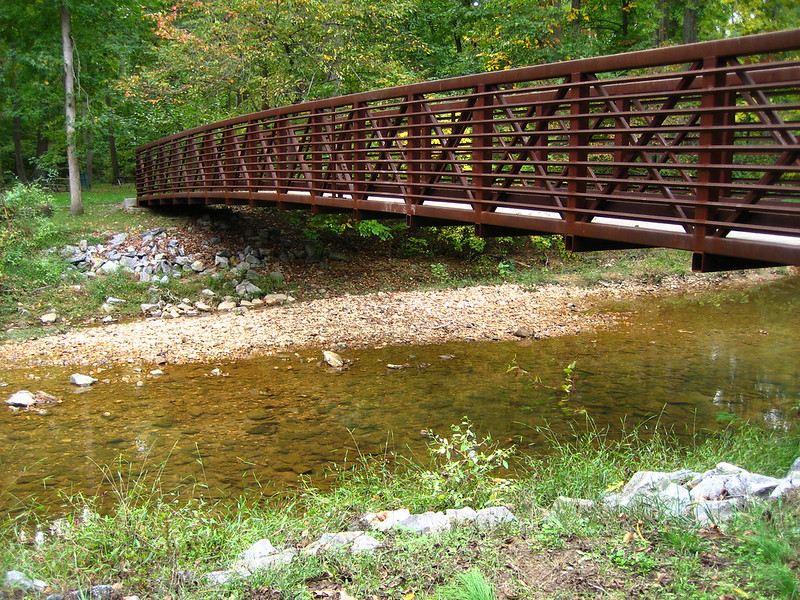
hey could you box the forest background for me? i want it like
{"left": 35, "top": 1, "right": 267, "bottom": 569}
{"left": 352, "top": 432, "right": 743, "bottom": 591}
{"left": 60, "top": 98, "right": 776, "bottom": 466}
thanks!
{"left": 2, "top": 0, "right": 800, "bottom": 195}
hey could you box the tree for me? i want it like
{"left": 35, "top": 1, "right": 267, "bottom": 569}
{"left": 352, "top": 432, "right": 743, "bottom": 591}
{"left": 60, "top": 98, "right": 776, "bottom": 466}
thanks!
{"left": 61, "top": 3, "right": 82, "bottom": 215}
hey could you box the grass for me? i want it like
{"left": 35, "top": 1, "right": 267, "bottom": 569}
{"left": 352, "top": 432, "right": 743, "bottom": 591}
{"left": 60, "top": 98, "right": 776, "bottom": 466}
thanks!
{"left": 1, "top": 419, "right": 799, "bottom": 599}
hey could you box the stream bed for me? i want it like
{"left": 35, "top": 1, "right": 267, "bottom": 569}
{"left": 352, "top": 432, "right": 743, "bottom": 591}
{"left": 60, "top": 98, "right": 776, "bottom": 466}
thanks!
{"left": 2, "top": 276, "right": 799, "bottom": 513}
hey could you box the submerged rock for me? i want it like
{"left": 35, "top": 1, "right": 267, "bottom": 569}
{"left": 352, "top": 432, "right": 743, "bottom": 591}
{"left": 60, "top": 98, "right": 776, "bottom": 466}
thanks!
{"left": 322, "top": 350, "right": 344, "bottom": 368}
{"left": 6, "top": 390, "right": 36, "bottom": 407}
{"left": 70, "top": 374, "right": 98, "bottom": 387}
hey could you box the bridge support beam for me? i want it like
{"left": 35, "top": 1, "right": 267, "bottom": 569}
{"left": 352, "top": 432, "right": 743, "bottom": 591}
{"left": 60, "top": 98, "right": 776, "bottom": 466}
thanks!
{"left": 565, "top": 236, "right": 652, "bottom": 253}
{"left": 691, "top": 253, "right": 786, "bottom": 273}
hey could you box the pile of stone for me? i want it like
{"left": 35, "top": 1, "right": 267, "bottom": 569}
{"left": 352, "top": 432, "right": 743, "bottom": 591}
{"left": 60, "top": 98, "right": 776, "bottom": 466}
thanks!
{"left": 139, "top": 292, "right": 294, "bottom": 319}
{"left": 57, "top": 228, "right": 284, "bottom": 285}
{"left": 206, "top": 505, "right": 517, "bottom": 585}
{"left": 555, "top": 457, "right": 800, "bottom": 526}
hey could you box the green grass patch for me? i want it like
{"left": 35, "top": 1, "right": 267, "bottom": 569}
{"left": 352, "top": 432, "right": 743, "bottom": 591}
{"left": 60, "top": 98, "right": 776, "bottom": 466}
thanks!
{"left": 2, "top": 419, "right": 799, "bottom": 599}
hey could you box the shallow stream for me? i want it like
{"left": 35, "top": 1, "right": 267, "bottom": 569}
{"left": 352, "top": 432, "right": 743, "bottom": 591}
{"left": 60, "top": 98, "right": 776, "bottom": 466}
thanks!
{"left": 2, "top": 276, "right": 799, "bottom": 513}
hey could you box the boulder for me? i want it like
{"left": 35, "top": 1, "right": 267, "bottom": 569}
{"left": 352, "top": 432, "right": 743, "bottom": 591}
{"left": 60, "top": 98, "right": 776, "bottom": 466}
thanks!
{"left": 322, "top": 350, "right": 344, "bottom": 368}
{"left": 40, "top": 312, "right": 58, "bottom": 324}
{"left": 6, "top": 390, "right": 37, "bottom": 407}
{"left": 70, "top": 374, "right": 98, "bottom": 387}
{"left": 398, "top": 511, "right": 451, "bottom": 535}
{"left": 475, "top": 506, "right": 517, "bottom": 527}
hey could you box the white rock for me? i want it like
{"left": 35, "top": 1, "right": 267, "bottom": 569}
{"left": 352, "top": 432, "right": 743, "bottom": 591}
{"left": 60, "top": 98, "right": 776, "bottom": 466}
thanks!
{"left": 365, "top": 508, "right": 411, "bottom": 531}
{"left": 70, "top": 373, "right": 98, "bottom": 386}
{"left": 351, "top": 534, "right": 381, "bottom": 553}
{"left": 6, "top": 390, "right": 36, "bottom": 407}
{"left": 40, "top": 312, "right": 58, "bottom": 324}
{"left": 238, "top": 538, "right": 276, "bottom": 561}
{"left": 234, "top": 548, "right": 297, "bottom": 573}
{"left": 475, "top": 506, "right": 517, "bottom": 527}
{"left": 217, "top": 300, "right": 237, "bottom": 311}
{"left": 553, "top": 497, "right": 597, "bottom": 513}
{"left": 206, "top": 570, "right": 236, "bottom": 586}
{"left": 322, "top": 350, "right": 344, "bottom": 368}
{"left": 302, "top": 531, "right": 365, "bottom": 555}
{"left": 445, "top": 506, "right": 478, "bottom": 523}
{"left": 694, "top": 498, "right": 743, "bottom": 526}
{"left": 399, "top": 511, "right": 451, "bottom": 534}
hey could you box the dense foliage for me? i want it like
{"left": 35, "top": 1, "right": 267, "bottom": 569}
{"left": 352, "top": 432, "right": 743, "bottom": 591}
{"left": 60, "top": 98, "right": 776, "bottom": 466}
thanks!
{"left": 1, "top": 0, "right": 799, "bottom": 187}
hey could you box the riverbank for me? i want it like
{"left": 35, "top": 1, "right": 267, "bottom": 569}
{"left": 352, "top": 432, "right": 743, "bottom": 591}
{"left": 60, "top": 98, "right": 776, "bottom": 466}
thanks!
{"left": 2, "top": 420, "right": 799, "bottom": 600}
{"left": 0, "top": 269, "right": 785, "bottom": 368}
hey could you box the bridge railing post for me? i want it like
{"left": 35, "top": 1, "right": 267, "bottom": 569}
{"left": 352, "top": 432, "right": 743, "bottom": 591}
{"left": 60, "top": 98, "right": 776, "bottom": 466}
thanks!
{"left": 472, "top": 83, "right": 493, "bottom": 234}
{"left": 566, "top": 71, "right": 591, "bottom": 245}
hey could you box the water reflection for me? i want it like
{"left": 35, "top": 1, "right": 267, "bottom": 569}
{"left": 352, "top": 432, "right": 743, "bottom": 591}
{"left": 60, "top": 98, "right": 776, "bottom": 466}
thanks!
{"left": 1, "top": 276, "right": 798, "bottom": 512}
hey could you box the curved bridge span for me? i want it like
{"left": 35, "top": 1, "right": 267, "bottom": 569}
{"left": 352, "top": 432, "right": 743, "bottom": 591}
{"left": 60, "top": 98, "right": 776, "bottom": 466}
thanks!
{"left": 136, "top": 30, "right": 800, "bottom": 272}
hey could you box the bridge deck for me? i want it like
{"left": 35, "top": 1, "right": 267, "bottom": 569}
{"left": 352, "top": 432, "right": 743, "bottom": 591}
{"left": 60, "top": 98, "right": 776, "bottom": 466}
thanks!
{"left": 136, "top": 30, "right": 800, "bottom": 272}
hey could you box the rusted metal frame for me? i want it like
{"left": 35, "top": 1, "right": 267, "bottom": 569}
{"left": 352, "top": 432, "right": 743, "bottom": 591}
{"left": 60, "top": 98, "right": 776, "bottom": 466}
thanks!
{"left": 315, "top": 108, "right": 358, "bottom": 198}
{"left": 628, "top": 99, "right": 700, "bottom": 193}
{"left": 205, "top": 129, "right": 227, "bottom": 191}
{"left": 220, "top": 126, "right": 238, "bottom": 194}
{"left": 358, "top": 107, "right": 411, "bottom": 197}
{"left": 486, "top": 88, "right": 571, "bottom": 212}
{"left": 173, "top": 140, "right": 190, "bottom": 193}
{"left": 588, "top": 76, "right": 694, "bottom": 232}
{"left": 471, "top": 83, "right": 494, "bottom": 225}
{"left": 351, "top": 101, "right": 369, "bottom": 206}
{"left": 279, "top": 116, "right": 315, "bottom": 194}
{"left": 693, "top": 54, "right": 730, "bottom": 254}
{"left": 567, "top": 72, "right": 591, "bottom": 235}
{"left": 185, "top": 136, "right": 206, "bottom": 192}
{"left": 252, "top": 122, "right": 281, "bottom": 191}
{"left": 229, "top": 124, "right": 255, "bottom": 193}
{"left": 589, "top": 62, "right": 703, "bottom": 203}
{"left": 488, "top": 85, "right": 577, "bottom": 216}
{"left": 476, "top": 66, "right": 800, "bottom": 137}
{"left": 711, "top": 60, "right": 800, "bottom": 236}
{"left": 413, "top": 97, "right": 478, "bottom": 204}
{"left": 407, "top": 93, "right": 425, "bottom": 211}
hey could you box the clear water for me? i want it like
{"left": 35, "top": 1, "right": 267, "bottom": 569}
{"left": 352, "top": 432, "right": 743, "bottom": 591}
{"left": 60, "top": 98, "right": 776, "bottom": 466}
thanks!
{"left": 1, "top": 277, "right": 798, "bottom": 513}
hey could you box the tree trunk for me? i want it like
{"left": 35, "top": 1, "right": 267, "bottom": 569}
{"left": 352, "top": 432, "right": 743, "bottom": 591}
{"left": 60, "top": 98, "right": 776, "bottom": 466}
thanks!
{"left": 61, "top": 4, "right": 83, "bottom": 215}
{"left": 682, "top": 1, "right": 697, "bottom": 44}
{"left": 13, "top": 116, "right": 29, "bottom": 184}
{"left": 109, "top": 133, "right": 119, "bottom": 185}
{"left": 31, "top": 131, "right": 49, "bottom": 180}
{"left": 572, "top": 0, "right": 581, "bottom": 35}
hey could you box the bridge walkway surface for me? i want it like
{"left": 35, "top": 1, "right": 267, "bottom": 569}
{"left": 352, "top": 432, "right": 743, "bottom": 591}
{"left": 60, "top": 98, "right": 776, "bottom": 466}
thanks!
{"left": 136, "top": 30, "right": 800, "bottom": 272}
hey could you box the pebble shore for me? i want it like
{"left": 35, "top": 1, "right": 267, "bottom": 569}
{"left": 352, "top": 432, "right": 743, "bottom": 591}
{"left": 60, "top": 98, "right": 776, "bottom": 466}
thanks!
{"left": 0, "top": 272, "right": 772, "bottom": 369}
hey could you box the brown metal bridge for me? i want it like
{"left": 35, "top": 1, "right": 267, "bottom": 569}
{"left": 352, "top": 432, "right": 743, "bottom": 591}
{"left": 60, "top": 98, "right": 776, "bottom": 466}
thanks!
{"left": 135, "top": 29, "right": 800, "bottom": 272}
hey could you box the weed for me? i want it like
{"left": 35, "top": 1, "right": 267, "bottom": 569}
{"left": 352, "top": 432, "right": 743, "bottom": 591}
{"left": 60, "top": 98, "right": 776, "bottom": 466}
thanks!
{"left": 440, "top": 568, "right": 498, "bottom": 600}
{"left": 430, "top": 262, "right": 450, "bottom": 281}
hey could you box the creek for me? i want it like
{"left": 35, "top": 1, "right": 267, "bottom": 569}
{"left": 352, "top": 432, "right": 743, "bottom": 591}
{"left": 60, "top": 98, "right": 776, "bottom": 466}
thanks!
{"left": 1, "top": 276, "right": 799, "bottom": 514}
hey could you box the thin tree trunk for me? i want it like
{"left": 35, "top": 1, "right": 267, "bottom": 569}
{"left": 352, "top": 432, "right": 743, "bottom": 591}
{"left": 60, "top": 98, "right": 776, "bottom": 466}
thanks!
{"left": 13, "top": 116, "right": 29, "bottom": 184}
{"left": 32, "top": 131, "right": 49, "bottom": 180}
{"left": 61, "top": 4, "right": 83, "bottom": 215}
{"left": 682, "top": 1, "right": 697, "bottom": 44}
{"left": 109, "top": 133, "right": 119, "bottom": 185}
{"left": 572, "top": 0, "right": 582, "bottom": 35}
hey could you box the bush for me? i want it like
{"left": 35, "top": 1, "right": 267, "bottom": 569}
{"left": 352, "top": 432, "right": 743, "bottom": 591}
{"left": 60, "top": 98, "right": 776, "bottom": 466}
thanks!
{"left": 0, "top": 184, "right": 66, "bottom": 288}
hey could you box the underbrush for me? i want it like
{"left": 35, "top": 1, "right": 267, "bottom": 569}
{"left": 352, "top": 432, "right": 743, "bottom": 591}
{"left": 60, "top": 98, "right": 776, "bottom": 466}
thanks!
{"left": 2, "top": 419, "right": 799, "bottom": 599}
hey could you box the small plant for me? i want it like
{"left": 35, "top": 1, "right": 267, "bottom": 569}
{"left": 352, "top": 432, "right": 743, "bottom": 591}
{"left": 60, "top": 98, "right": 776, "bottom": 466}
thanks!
{"left": 497, "top": 259, "right": 515, "bottom": 279}
{"left": 450, "top": 569, "right": 498, "bottom": 600}
{"left": 421, "top": 418, "right": 515, "bottom": 508}
{"left": 508, "top": 356, "right": 579, "bottom": 403}
{"left": 430, "top": 262, "right": 450, "bottom": 281}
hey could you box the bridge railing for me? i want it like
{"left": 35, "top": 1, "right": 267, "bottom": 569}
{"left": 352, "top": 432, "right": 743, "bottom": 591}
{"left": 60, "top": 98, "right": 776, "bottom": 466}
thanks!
{"left": 136, "top": 30, "right": 800, "bottom": 271}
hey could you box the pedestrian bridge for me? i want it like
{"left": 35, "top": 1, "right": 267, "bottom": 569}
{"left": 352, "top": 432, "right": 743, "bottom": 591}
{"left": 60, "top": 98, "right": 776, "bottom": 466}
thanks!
{"left": 136, "top": 29, "right": 800, "bottom": 272}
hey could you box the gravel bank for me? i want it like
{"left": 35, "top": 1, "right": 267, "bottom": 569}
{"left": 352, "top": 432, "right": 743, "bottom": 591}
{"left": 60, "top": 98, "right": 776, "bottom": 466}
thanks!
{"left": 0, "top": 273, "right": 773, "bottom": 369}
